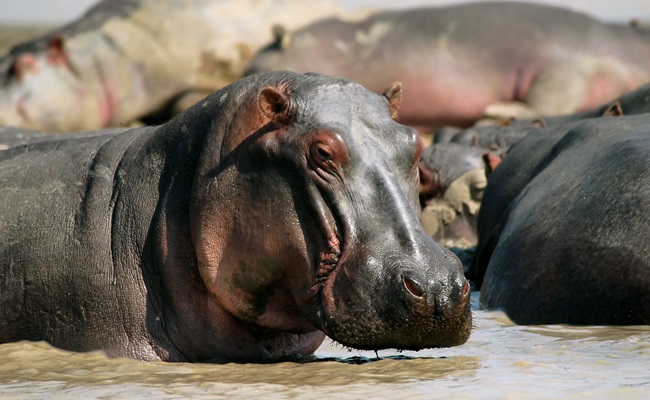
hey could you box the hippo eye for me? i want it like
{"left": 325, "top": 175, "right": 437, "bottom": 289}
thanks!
{"left": 311, "top": 143, "right": 334, "bottom": 166}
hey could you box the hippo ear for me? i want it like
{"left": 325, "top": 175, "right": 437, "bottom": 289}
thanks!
{"left": 418, "top": 164, "right": 439, "bottom": 207}
{"left": 602, "top": 101, "right": 623, "bottom": 117}
{"left": 531, "top": 118, "right": 547, "bottom": 127}
{"left": 271, "top": 24, "right": 292, "bottom": 49}
{"left": 259, "top": 86, "right": 291, "bottom": 124}
{"left": 483, "top": 152, "right": 502, "bottom": 177}
{"left": 382, "top": 82, "right": 402, "bottom": 120}
{"left": 10, "top": 54, "right": 36, "bottom": 79}
{"left": 46, "top": 36, "right": 68, "bottom": 66}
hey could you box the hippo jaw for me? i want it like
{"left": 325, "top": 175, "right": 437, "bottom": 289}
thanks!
{"left": 303, "top": 177, "right": 473, "bottom": 351}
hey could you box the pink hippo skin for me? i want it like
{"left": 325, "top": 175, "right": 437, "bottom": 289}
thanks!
{"left": 245, "top": 1, "right": 650, "bottom": 130}
{"left": 0, "top": 0, "right": 343, "bottom": 132}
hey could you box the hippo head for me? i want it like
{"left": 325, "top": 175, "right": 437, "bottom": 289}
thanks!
{"left": 189, "top": 72, "right": 471, "bottom": 359}
{"left": 418, "top": 143, "right": 501, "bottom": 246}
{"left": 0, "top": 37, "right": 102, "bottom": 131}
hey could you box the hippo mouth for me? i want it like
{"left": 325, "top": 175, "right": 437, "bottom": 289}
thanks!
{"left": 304, "top": 184, "right": 346, "bottom": 303}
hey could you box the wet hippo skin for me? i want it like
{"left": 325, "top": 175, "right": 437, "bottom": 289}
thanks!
{"left": 0, "top": 71, "right": 472, "bottom": 362}
{"left": 469, "top": 114, "right": 650, "bottom": 325}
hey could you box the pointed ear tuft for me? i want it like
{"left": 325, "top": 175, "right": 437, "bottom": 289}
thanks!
{"left": 483, "top": 152, "right": 503, "bottom": 176}
{"left": 382, "top": 82, "right": 402, "bottom": 120}
{"left": 259, "top": 86, "right": 290, "bottom": 124}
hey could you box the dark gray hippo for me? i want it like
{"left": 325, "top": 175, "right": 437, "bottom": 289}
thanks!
{"left": 0, "top": 71, "right": 472, "bottom": 362}
{"left": 418, "top": 143, "right": 500, "bottom": 247}
{"left": 435, "top": 81, "right": 650, "bottom": 152}
{"left": 245, "top": 2, "right": 650, "bottom": 131}
{"left": 0, "top": 125, "right": 126, "bottom": 149}
{"left": 0, "top": 0, "right": 342, "bottom": 131}
{"left": 468, "top": 114, "right": 650, "bottom": 325}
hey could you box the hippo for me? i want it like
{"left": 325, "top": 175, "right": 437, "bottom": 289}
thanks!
{"left": 0, "top": 0, "right": 342, "bottom": 132}
{"left": 0, "top": 125, "right": 126, "bottom": 149}
{"left": 245, "top": 2, "right": 650, "bottom": 131}
{"left": 467, "top": 114, "right": 650, "bottom": 325}
{"left": 418, "top": 143, "right": 500, "bottom": 247}
{"left": 0, "top": 71, "right": 472, "bottom": 362}
{"left": 435, "top": 81, "right": 650, "bottom": 152}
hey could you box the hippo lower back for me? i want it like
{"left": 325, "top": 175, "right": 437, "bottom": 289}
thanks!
{"left": 0, "top": 71, "right": 471, "bottom": 362}
{"left": 0, "top": 0, "right": 342, "bottom": 132}
{"left": 245, "top": 2, "right": 650, "bottom": 130}
{"left": 468, "top": 114, "right": 650, "bottom": 325}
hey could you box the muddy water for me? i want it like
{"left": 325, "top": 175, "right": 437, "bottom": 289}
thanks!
{"left": 1, "top": 294, "right": 647, "bottom": 399}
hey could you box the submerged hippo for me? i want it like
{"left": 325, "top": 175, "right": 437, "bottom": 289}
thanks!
{"left": 0, "top": 0, "right": 342, "bottom": 131}
{"left": 245, "top": 2, "right": 650, "bottom": 130}
{"left": 468, "top": 115, "right": 650, "bottom": 325}
{"left": 0, "top": 71, "right": 471, "bottom": 362}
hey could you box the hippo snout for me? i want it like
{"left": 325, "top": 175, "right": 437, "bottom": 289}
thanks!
{"left": 402, "top": 265, "right": 471, "bottom": 316}
{"left": 311, "top": 241, "right": 473, "bottom": 351}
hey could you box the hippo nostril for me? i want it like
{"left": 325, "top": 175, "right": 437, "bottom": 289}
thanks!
{"left": 403, "top": 275, "right": 426, "bottom": 298}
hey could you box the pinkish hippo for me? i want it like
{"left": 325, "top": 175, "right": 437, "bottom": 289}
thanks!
{"left": 245, "top": 1, "right": 650, "bottom": 130}
{"left": 0, "top": 0, "right": 342, "bottom": 132}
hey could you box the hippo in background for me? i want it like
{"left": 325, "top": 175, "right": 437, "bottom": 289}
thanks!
{"left": 435, "top": 81, "right": 650, "bottom": 152}
{"left": 467, "top": 114, "right": 650, "bottom": 325}
{"left": 0, "top": 0, "right": 343, "bottom": 132}
{"left": 418, "top": 143, "right": 500, "bottom": 249}
{"left": 245, "top": 2, "right": 650, "bottom": 133}
{"left": 0, "top": 71, "right": 472, "bottom": 362}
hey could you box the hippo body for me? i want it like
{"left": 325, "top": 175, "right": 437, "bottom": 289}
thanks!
{"left": 0, "top": 0, "right": 342, "bottom": 131}
{"left": 245, "top": 2, "right": 650, "bottom": 130}
{"left": 0, "top": 125, "right": 125, "bottom": 149}
{"left": 0, "top": 71, "right": 471, "bottom": 362}
{"left": 436, "top": 81, "right": 650, "bottom": 152}
{"left": 468, "top": 115, "right": 650, "bottom": 325}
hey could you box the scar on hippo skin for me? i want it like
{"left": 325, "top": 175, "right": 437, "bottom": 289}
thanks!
{"left": 382, "top": 82, "right": 402, "bottom": 120}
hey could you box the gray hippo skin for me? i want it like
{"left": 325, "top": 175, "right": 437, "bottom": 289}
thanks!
{"left": 435, "top": 81, "right": 650, "bottom": 152}
{"left": 418, "top": 143, "right": 500, "bottom": 247}
{"left": 468, "top": 115, "right": 650, "bottom": 325}
{"left": 245, "top": 2, "right": 650, "bottom": 130}
{"left": 0, "top": 71, "right": 471, "bottom": 362}
{"left": 0, "top": 125, "right": 126, "bottom": 149}
{"left": 0, "top": 0, "right": 341, "bottom": 131}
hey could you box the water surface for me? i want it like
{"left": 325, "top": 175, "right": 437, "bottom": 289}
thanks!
{"left": 1, "top": 295, "right": 647, "bottom": 399}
